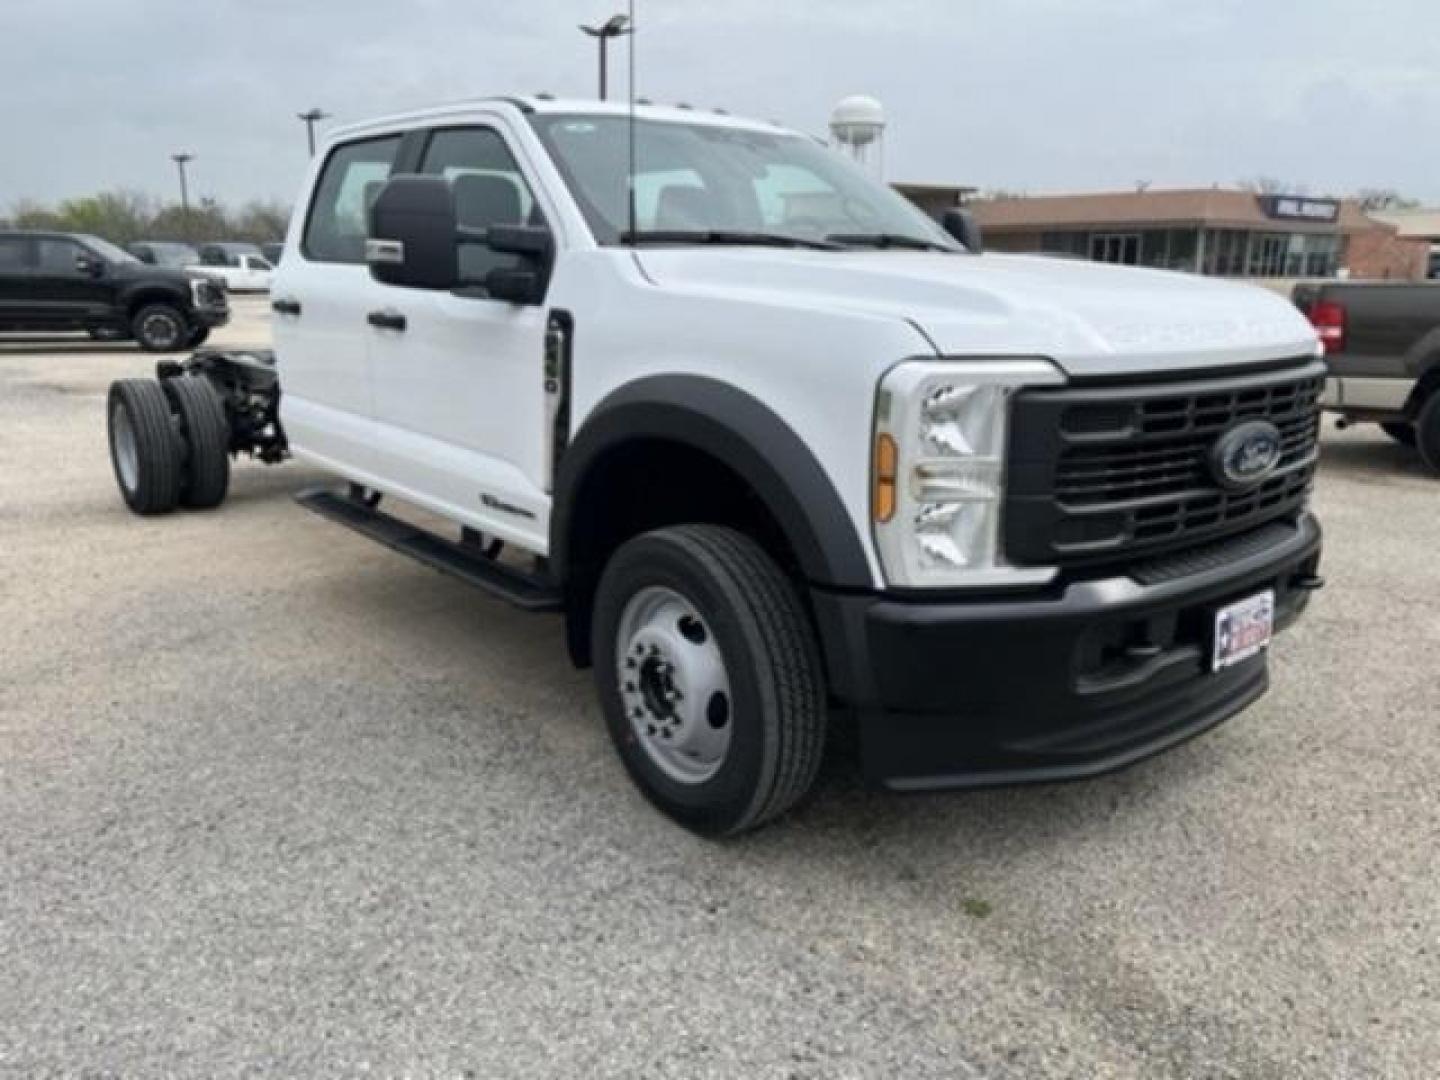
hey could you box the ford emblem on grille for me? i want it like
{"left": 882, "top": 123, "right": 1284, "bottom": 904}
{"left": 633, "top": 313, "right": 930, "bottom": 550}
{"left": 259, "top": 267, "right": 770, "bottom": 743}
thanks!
{"left": 1209, "top": 420, "right": 1284, "bottom": 490}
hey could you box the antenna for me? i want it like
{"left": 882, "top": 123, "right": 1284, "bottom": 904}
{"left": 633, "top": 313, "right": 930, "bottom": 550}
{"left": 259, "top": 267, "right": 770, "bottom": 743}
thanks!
{"left": 626, "top": 0, "right": 638, "bottom": 243}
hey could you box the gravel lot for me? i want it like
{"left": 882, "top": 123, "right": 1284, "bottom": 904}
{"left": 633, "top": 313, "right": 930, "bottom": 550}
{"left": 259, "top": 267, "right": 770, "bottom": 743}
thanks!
{"left": 2, "top": 297, "right": 1436, "bottom": 1078}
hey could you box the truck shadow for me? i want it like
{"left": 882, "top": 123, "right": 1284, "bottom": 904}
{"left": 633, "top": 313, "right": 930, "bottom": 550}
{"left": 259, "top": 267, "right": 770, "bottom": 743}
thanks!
{"left": 303, "top": 547, "right": 1192, "bottom": 863}
{"left": 1318, "top": 436, "right": 1432, "bottom": 482}
{"left": 0, "top": 339, "right": 147, "bottom": 357}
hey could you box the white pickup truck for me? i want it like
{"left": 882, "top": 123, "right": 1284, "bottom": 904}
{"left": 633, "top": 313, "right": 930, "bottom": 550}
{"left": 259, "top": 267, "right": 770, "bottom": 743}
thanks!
{"left": 187, "top": 251, "right": 275, "bottom": 293}
{"left": 104, "top": 97, "right": 1325, "bottom": 835}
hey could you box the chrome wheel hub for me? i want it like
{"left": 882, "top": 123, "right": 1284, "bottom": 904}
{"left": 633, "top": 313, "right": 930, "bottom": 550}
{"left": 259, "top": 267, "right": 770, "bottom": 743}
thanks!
{"left": 143, "top": 313, "right": 180, "bottom": 348}
{"left": 615, "top": 586, "right": 732, "bottom": 784}
{"left": 112, "top": 404, "right": 138, "bottom": 492}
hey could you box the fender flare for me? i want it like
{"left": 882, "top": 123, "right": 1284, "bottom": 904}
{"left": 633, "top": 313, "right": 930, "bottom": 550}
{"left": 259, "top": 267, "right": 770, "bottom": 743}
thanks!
{"left": 551, "top": 375, "right": 873, "bottom": 590}
{"left": 118, "top": 281, "right": 189, "bottom": 315}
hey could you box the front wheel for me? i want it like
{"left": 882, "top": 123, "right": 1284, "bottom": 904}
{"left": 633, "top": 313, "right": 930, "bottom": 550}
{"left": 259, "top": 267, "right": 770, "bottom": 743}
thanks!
{"left": 592, "top": 525, "right": 827, "bottom": 836}
{"left": 131, "top": 303, "right": 189, "bottom": 352}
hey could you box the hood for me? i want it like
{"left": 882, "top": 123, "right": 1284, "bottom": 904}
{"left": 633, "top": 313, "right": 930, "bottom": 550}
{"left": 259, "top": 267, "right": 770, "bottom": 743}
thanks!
{"left": 111, "top": 260, "right": 196, "bottom": 288}
{"left": 634, "top": 248, "right": 1319, "bottom": 378}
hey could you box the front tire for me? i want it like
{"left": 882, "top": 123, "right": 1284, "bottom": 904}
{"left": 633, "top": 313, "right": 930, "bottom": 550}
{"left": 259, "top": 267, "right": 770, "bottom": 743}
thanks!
{"left": 163, "top": 375, "right": 230, "bottom": 508}
{"left": 107, "top": 379, "right": 182, "bottom": 514}
{"left": 1417, "top": 393, "right": 1440, "bottom": 474}
{"left": 131, "top": 303, "right": 189, "bottom": 353}
{"left": 592, "top": 525, "right": 826, "bottom": 836}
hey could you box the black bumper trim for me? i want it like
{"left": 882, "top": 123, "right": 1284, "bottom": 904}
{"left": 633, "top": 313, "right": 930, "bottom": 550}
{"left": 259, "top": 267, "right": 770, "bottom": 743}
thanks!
{"left": 810, "top": 514, "right": 1322, "bottom": 791}
{"left": 193, "top": 308, "right": 231, "bottom": 329}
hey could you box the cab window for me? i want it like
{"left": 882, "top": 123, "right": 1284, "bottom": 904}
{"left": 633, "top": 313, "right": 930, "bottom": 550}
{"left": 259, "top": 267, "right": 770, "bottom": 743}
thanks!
{"left": 35, "top": 238, "right": 86, "bottom": 276}
{"left": 0, "top": 237, "right": 28, "bottom": 270}
{"left": 418, "top": 126, "right": 544, "bottom": 285}
{"left": 303, "top": 134, "right": 402, "bottom": 263}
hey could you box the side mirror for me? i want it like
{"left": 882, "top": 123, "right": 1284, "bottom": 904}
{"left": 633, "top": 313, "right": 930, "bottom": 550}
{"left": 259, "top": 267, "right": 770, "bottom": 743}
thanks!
{"left": 475, "top": 225, "right": 553, "bottom": 305}
{"left": 75, "top": 253, "right": 104, "bottom": 277}
{"left": 942, "top": 208, "right": 983, "bottom": 254}
{"left": 366, "top": 174, "right": 460, "bottom": 290}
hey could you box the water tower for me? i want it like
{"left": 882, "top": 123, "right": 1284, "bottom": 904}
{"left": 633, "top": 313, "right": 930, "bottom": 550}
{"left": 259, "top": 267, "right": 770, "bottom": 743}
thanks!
{"left": 830, "top": 95, "right": 887, "bottom": 178}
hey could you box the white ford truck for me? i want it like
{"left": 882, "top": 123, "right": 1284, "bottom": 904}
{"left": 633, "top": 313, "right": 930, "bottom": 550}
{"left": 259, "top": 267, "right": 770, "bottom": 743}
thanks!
{"left": 105, "top": 98, "right": 1325, "bottom": 835}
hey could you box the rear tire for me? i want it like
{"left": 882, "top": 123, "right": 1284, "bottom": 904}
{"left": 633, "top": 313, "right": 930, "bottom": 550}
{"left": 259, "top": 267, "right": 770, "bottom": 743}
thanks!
{"left": 1380, "top": 421, "right": 1416, "bottom": 447}
{"left": 1417, "top": 393, "right": 1440, "bottom": 474}
{"left": 592, "top": 525, "right": 826, "bottom": 837}
{"left": 107, "top": 379, "right": 182, "bottom": 514}
{"left": 163, "top": 375, "right": 230, "bottom": 509}
{"left": 131, "top": 303, "right": 189, "bottom": 353}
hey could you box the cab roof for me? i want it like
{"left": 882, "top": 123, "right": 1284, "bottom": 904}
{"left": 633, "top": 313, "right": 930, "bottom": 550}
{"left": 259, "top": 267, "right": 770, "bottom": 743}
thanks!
{"left": 325, "top": 96, "right": 798, "bottom": 143}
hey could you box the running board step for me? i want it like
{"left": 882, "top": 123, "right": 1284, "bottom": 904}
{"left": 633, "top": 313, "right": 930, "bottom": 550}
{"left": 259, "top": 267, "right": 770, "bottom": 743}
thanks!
{"left": 295, "top": 487, "right": 562, "bottom": 612}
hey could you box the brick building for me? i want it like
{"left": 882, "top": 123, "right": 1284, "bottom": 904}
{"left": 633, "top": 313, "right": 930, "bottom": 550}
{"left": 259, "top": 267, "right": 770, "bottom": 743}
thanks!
{"left": 961, "top": 188, "right": 1428, "bottom": 282}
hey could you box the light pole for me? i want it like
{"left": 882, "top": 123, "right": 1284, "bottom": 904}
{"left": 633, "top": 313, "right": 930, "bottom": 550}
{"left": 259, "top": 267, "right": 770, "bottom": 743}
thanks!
{"left": 579, "top": 15, "right": 630, "bottom": 100}
{"left": 297, "top": 108, "right": 330, "bottom": 156}
{"left": 171, "top": 153, "right": 194, "bottom": 240}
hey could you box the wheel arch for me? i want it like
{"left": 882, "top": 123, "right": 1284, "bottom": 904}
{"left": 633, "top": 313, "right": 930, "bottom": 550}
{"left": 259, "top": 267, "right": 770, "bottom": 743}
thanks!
{"left": 552, "top": 375, "right": 873, "bottom": 665}
{"left": 122, "top": 283, "right": 189, "bottom": 320}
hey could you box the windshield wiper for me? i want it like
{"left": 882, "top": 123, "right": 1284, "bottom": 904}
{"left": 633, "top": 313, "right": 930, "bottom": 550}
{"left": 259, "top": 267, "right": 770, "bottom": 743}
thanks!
{"left": 825, "top": 232, "right": 955, "bottom": 252}
{"left": 621, "top": 229, "right": 844, "bottom": 251}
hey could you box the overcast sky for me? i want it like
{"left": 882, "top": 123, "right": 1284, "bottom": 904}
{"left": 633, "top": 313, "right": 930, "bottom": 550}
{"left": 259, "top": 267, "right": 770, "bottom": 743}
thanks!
{"left": 2, "top": 0, "right": 1435, "bottom": 210}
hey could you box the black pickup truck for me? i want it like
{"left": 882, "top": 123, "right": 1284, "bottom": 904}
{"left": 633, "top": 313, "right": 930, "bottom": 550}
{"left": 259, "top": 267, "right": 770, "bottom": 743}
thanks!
{"left": 0, "top": 230, "right": 229, "bottom": 351}
{"left": 1295, "top": 281, "right": 1440, "bottom": 472}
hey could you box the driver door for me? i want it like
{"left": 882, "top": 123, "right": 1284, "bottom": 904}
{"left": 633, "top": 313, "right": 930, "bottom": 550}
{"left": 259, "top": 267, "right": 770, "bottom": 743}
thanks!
{"left": 32, "top": 237, "right": 111, "bottom": 326}
{"left": 365, "top": 121, "right": 554, "bottom": 551}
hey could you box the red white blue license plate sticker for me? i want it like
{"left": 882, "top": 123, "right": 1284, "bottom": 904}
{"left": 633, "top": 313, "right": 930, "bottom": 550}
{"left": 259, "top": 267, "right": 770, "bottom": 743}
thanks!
{"left": 1212, "top": 590, "right": 1275, "bottom": 672}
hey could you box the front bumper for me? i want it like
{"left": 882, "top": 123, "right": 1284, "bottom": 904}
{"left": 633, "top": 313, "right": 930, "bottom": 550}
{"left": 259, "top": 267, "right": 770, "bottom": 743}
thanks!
{"left": 811, "top": 514, "right": 1323, "bottom": 791}
{"left": 192, "top": 304, "right": 230, "bottom": 329}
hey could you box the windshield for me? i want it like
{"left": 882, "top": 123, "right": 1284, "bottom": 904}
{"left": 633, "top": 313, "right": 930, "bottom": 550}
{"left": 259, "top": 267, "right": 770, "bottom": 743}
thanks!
{"left": 146, "top": 242, "right": 200, "bottom": 267}
{"left": 81, "top": 235, "right": 140, "bottom": 264}
{"left": 530, "top": 114, "right": 958, "bottom": 251}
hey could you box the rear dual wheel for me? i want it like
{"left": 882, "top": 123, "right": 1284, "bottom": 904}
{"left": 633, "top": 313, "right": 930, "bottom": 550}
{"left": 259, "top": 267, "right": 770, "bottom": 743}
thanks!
{"left": 592, "top": 525, "right": 827, "bottom": 837}
{"left": 106, "top": 376, "right": 230, "bottom": 515}
{"left": 108, "top": 380, "right": 182, "bottom": 514}
{"left": 163, "top": 375, "right": 230, "bottom": 508}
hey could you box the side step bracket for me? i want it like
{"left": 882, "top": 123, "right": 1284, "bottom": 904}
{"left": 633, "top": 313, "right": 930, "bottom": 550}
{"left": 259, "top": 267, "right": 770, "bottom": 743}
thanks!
{"left": 295, "top": 487, "right": 562, "bottom": 612}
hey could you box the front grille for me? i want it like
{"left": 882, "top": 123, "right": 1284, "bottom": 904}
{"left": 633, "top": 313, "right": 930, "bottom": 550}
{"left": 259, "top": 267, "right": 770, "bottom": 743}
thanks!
{"left": 1006, "top": 359, "right": 1324, "bottom": 568}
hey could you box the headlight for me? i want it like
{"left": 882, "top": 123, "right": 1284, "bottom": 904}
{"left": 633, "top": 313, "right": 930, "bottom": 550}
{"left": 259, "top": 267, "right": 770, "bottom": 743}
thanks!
{"left": 872, "top": 358, "right": 1064, "bottom": 588}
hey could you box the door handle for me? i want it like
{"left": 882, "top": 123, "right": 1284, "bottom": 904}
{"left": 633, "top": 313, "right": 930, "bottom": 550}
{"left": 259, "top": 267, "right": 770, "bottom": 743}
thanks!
{"left": 367, "top": 309, "right": 407, "bottom": 331}
{"left": 271, "top": 297, "right": 302, "bottom": 316}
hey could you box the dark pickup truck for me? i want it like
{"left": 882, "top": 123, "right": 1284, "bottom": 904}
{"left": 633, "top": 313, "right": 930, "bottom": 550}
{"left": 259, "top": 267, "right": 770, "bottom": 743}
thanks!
{"left": 0, "top": 230, "right": 229, "bottom": 351}
{"left": 1295, "top": 281, "right": 1440, "bottom": 472}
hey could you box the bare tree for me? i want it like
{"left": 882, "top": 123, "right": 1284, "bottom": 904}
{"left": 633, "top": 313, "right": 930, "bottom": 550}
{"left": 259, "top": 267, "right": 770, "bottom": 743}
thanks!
{"left": 1353, "top": 188, "right": 1420, "bottom": 213}
{"left": 1236, "top": 176, "right": 1309, "bottom": 196}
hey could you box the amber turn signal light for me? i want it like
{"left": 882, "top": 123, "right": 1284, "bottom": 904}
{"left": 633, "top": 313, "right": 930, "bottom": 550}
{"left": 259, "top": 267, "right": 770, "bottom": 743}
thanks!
{"left": 873, "top": 433, "right": 897, "bottom": 523}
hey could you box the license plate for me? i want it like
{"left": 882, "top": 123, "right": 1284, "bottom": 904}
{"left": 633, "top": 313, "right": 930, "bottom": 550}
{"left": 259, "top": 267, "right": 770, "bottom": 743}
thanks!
{"left": 1212, "top": 590, "right": 1275, "bottom": 672}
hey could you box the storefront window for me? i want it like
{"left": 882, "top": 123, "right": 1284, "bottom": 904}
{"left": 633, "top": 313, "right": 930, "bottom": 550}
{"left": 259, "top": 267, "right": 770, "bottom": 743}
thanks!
{"left": 1202, "top": 230, "right": 1246, "bottom": 276}
{"left": 1040, "top": 231, "right": 1088, "bottom": 257}
{"left": 1090, "top": 233, "right": 1139, "bottom": 265}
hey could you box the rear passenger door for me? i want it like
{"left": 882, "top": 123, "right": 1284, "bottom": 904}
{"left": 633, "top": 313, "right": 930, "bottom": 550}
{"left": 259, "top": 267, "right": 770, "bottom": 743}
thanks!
{"left": 273, "top": 133, "right": 402, "bottom": 475}
{"left": 365, "top": 123, "right": 555, "bottom": 551}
